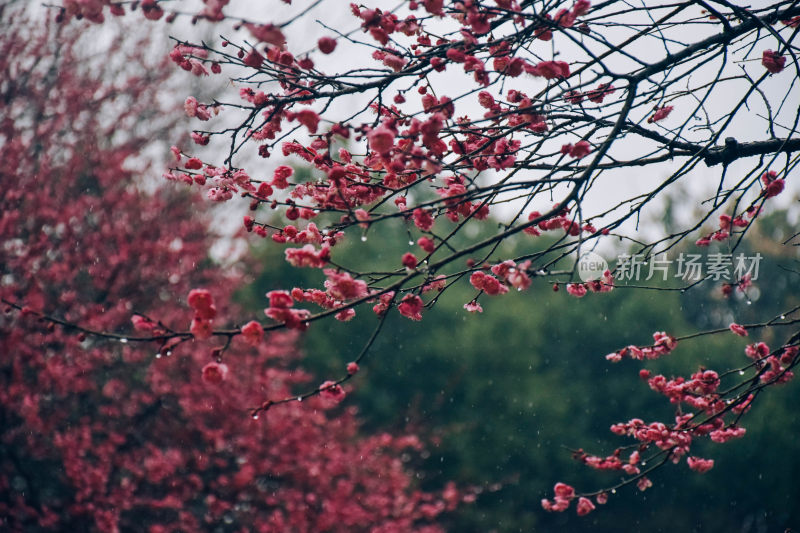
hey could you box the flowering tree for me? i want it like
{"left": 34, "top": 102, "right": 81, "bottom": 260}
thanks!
{"left": 13, "top": 0, "right": 800, "bottom": 519}
{"left": 0, "top": 9, "right": 463, "bottom": 531}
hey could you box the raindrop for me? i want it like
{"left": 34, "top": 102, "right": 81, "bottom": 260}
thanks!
{"left": 517, "top": 287, "right": 523, "bottom": 292}
{"left": 119, "top": 338, "right": 128, "bottom": 344}
{"left": 408, "top": 240, "right": 414, "bottom": 246}
{"left": 297, "top": 396, "right": 303, "bottom": 402}
{"left": 611, "top": 489, "right": 616, "bottom": 494}
{"left": 251, "top": 413, "right": 259, "bottom": 420}
{"left": 746, "top": 300, "right": 752, "bottom": 305}
{"left": 780, "top": 315, "right": 786, "bottom": 320}
{"left": 738, "top": 370, "right": 745, "bottom": 375}
{"left": 165, "top": 350, "right": 172, "bottom": 357}
{"left": 360, "top": 235, "right": 367, "bottom": 242}
{"left": 155, "top": 353, "right": 162, "bottom": 359}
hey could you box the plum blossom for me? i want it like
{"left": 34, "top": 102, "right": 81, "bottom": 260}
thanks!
{"left": 464, "top": 301, "right": 483, "bottom": 313}
{"left": 729, "top": 322, "right": 748, "bottom": 337}
{"left": 188, "top": 289, "right": 216, "bottom": 319}
{"left": 648, "top": 105, "right": 673, "bottom": 123}
{"left": 566, "top": 283, "right": 587, "bottom": 298}
{"left": 201, "top": 362, "right": 229, "bottom": 384}
{"left": 369, "top": 126, "right": 396, "bottom": 154}
{"left": 318, "top": 36, "right": 337, "bottom": 54}
{"left": 576, "top": 496, "right": 596, "bottom": 516}
{"left": 324, "top": 270, "right": 369, "bottom": 301}
{"left": 398, "top": 294, "right": 424, "bottom": 320}
{"left": 470, "top": 271, "right": 508, "bottom": 295}
{"left": 687, "top": 456, "right": 714, "bottom": 473}
{"left": 319, "top": 381, "right": 346, "bottom": 402}
{"left": 762, "top": 50, "right": 786, "bottom": 73}
{"left": 240, "top": 321, "right": 264, "bottom": 346}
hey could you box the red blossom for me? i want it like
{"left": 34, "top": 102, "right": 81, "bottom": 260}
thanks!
{"left": 369, "top": 125, "right": 396, "bottom": 154}
{"left": 318, "top": 36, "right": 337, "bottom": 54}
{"left": 648, "top": 105, "right": 674, "bottom": 123}
{"left": 687, "top": 456, "right": 715, "bottom": 473}
{"left": 319, "top": 380, "right": 346, "bottom": 402}
{"left": 398, "top": 294, "right": 424, "bottom": 320}
{"left": 240, "top": 320, "right": 264, "bottom": 346}
{"left": 201, "top": 361, "right": 229, "bottom": 384}
{"left": 402, "top": 252, "right": 418, "bottom": 268}
{"left": 324, "top": 269, "right": 369, "bottom": 301}
{"left": 729, "top": 322, "right": 748, "bottom": 337}
{"left": 762, "top": 50, "right": 786, "bottom": 73}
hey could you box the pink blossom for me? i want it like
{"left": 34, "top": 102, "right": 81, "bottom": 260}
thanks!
{"left": 271, "top": 165, "right": 293, "bottom": 189}
{"left": 745, "top": 342, "right": 770, "bottom": 360}
{"left": 507, "top": 267, "right": 531, "bottom": 291}
{"left": 469, "top": 271, "right": 508, "bottom": 295}
{"left": 687, "top": 456, "right": 714, "bottom": 473}
{"left": 464, "top": 301, "right": 483, "bottom": 313}
{"left": 190, "top": 318, "right": 213, "bottom": 340}
{"left": 347, "top": 362, "right": 360, "bottom": 374}
{"left": 131, "top": 315, "right": 155, "bottom": 331}
{"left": 188, "top": 289, "right": 216, "bottom": 319}
{"left": 240, "top": 321, "right": 264, "bottom": 346}
{"left": 418, "top": 236, "right": 435, "bottom": 253}
{"left": 576, "top": 496, "right": 595, "bottom": 516}
{"left": 572, "top": 0, "right": 591, "bottom": 16}
{"left": 294, "top": 109, "right": 320, "bottom": 134}
{"left": 267, "top": 290, "right": 293, "bottom": 309}
{"left": 530, "top": 60, "right": 570, "bottom": 79}
{"left": 413, "top": 208, "right": 435, "bottom": 231}
{"left": 368, "top": 126, "right": 396, "bottom": 154}
{"left": 569, "top": 140, "right": 591, "bottom": 159}
{"left": 709, "top": 426, "right": 746, "bottom": 443}
{"left": 285, "top": 244, "right": 331, "bottom": 268}
{"left": 648, "top": 105, "right": 673, "bottom": 123}
{"left": 201, "top": 362, "right": 229, "bottom": 384}
{"left": 264, "top": 307, "right": 311, "bottom": 330}
{"left": 398, "top": 294, "right": 424, "bottom": 320}
{"left": 372, "top": 291, "right": 395, "bottom": 315}
{"left": 319, "top": 381, "right": 346, "bottom": 402}
{"left": 566, "top": 283, "right": 587, "bottom": 298}
{"left": 764, "top": 179, "right": 785, "bottom": 198}
{"left": 335, "top": 308, "right": 356, "bottom": 321}
{"left": 383, "top": 53, "right": 408, "bottom": 71}
{"left": 586, "top": 83, "right": 615, "bottom": 103}
{"left": 477, "top": 91, "right": 495, "bottom": 108}
{"left": 762, "top": 50, "right": 786, "bottom": 74}
{"left": 318, "top": 36, "right": 337, "bottom": 54}
{"left": 184, "top": 157, "right": 203, "bottom": 170}
{"left": 729, "top": 322, "right": 748, "bottom": 337}
{"left": 402, "top": 252, "right": 418, "bottom": 269}
{"left": 184, "top": 96, "right": 199, "bottom": 118}
{"left": 554, "top": 482, "right": 575, "bottom": 499}
{"left": 324, "top": 270, "right": 368, "bottom": 301}
{"left": 243, "top": 50, "right": 264, "bottom": 68}
{"left": 245, "top": 23, "right": 286, "bottom": 46}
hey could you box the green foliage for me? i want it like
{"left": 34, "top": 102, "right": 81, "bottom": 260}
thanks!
{"left": 240, "top": 212, "right": 800, "bottom": 532}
